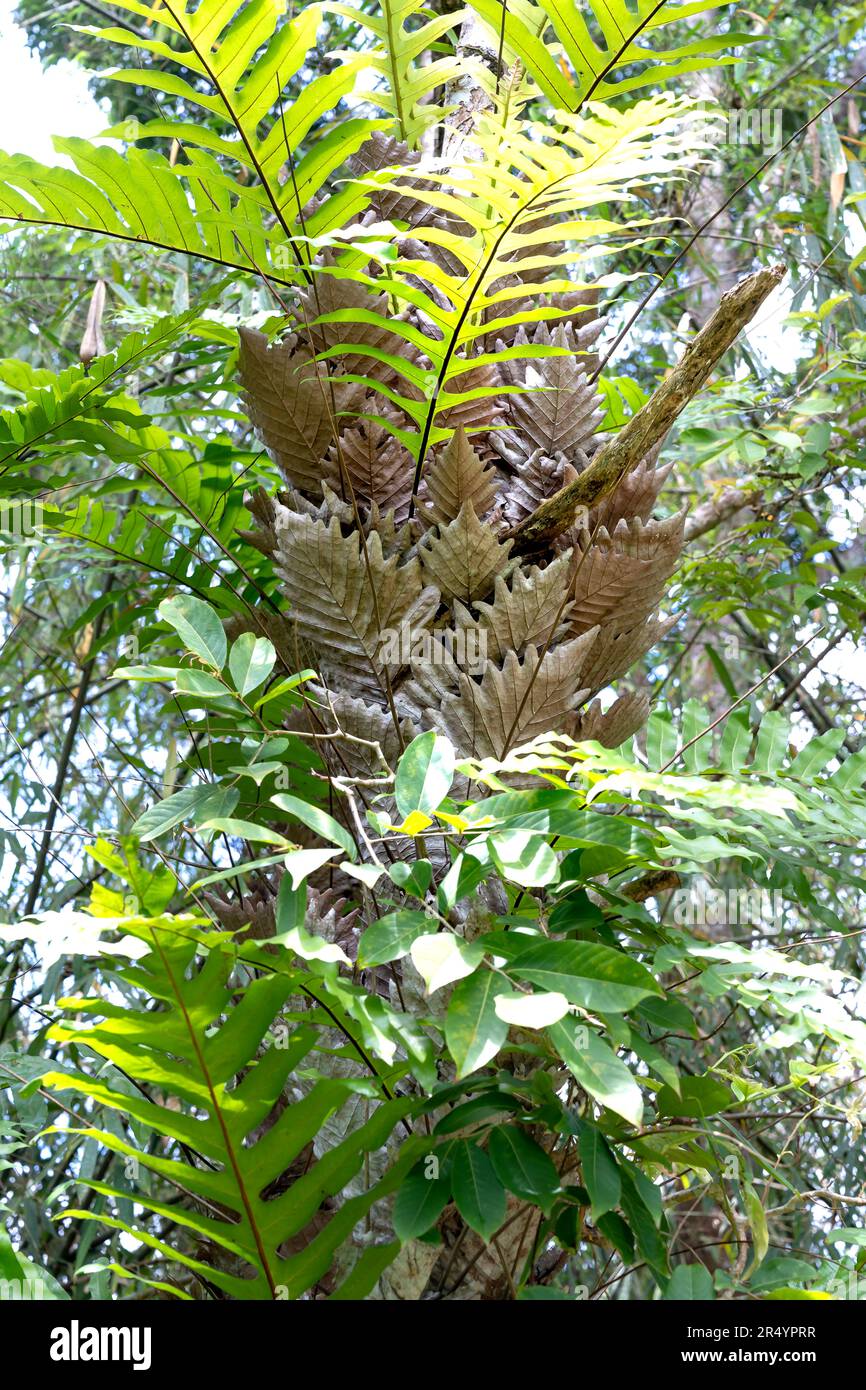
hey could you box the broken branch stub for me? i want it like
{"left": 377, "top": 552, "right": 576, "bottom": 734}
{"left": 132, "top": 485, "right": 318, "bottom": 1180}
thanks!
{"left": 511, "top": 263, "right": 786, "bottom": 553}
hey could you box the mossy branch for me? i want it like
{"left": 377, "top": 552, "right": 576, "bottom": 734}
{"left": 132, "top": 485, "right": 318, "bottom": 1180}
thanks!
{"left": 511, "top": 263, "right": 786, "bottom": 553}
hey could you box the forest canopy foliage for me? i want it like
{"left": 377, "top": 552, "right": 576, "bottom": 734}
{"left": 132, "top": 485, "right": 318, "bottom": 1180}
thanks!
{"left": 0, "top": 0, "right": 865, "bottom": 1303}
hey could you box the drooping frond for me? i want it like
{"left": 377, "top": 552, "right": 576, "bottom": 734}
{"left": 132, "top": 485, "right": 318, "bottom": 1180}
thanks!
{"left": 470, "top": 0, "right": 748, "bottom": 111}
{"left": 0, "top": 144, "right": 287, "bottom": 279}
{"left": 579, "top": 613, "right": 677, "bottom": 693}
{"left": 0, "top": 2, "right": 382, "bottom": 276}
{"left": 77, "top": 1, "right": 384, "bottom": 245}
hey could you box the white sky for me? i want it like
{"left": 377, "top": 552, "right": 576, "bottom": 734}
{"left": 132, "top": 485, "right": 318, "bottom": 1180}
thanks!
{"left": 0, "top": 0, "right": 107, "bottom": 160}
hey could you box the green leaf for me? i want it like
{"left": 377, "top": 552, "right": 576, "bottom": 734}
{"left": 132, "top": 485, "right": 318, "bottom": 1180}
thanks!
{"left": 718, "top": 709, "right": 753, "bottom": 772}
{"left": 493, "top": 990, "right": 570, "bottom": 1028}
{"left": 158, "top": 595, "right": 227, "bottom": 669}
{"left": 409, "top": 934, "right": 484, "bottom": 993}
{"left": 548, "top": 1019, "right": 643, "bottom": 1127}
{"left": 272, "top": 865, "right": 348, "bottom": 964}
{"left": 619, "top": 1168, "right": 669, "bottom": 1278}
{"left": 753, "top": 710, "right": 791, "bottom": 774}
{"left": 656, "top": 1076, "right": 735, "bottom": 1119}
{"left": 40, "top": 917, "right": 417, "bottom": 1299}
{"left": 664, "top": 1263, "right": 714, "bottom": 1300}
{"left": 228, "top": 632, "right": 276, "bottom": 697}
{"left": 445, "top": 971, "right": 510, "bottom": 1079}
{"left": 826, "top": 1228, "right": 866, "bottom": 1247}
{"left": 358, "top": 911, "right": 434, "bottom": 968}
{"left": 786, "top": 729, "right": 846, "bottom": 780}
{"left": 762, "top": 1288, "right": 835, "bottom": 1301}
{"left": 636, "top": 995, "right": 698, "bottom": 1039}
{"left": 395, "top": 731, "right": 455, "bottom": 819}
{"left": 132, "top": 785, "right": 238, "bottom": 843}
{"left": 389, "top": 859, "right": 433, "bottom": 900}
{"left": 578, "top": 1123, "right": 621, "bottom": 1220}
{"left": 392, "top": 1167, "right": 451, "bottom": 1240}
{"left": 173, "top": 669, "right": 230, "bottom": 699}
{"left": 596, "top": 1211, "right": 634, "bottom": 1263}
{"left": 506, "top": 939, "right": 662, "bottom": 1012}
{"left": 271, "top": 792, "right": 357, "bottom": 862}
{"left": 745, "top": 1183, "right": 769, "bottom": 1272}
{"left": 471, "top": 0, "right": 740, "bottom": 111}
{"left": 488, "top": 1125, "right": 559, "bottom": 1200}
{"left": 437, "top": 850, "right": 491, "bottom": 912}
{"left": 489, "top": 830, "right": 560, "bottom": 887}
{"left": 452, "top": 1141, "right": 507, "bottom": 1241}
{"left": 201, "top": 818, "right": 288, "bottom": 845}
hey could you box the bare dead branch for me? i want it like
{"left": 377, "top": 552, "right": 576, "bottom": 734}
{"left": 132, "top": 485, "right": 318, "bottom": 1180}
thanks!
{"left": 511, "top": 264, "right": 786, "bottom": 553}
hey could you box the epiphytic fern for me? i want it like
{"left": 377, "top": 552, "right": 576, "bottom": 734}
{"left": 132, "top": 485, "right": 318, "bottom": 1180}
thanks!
{"left": 237, "top": 85, "right": 712, "bottom": 769}
{"left": 329, "top": 1, "right": 468, "bottom": 146}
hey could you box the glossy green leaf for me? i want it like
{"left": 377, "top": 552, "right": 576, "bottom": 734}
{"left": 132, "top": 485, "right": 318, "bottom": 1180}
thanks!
{"left": 507, "top": 939, "right": 662, "bottom": 1012}
{"left": 452, "top": 1141, "right": 507, "bottom": 1241}
{"left": 656, "top": 1076, "right": 735, "bottom": 1119}
{"left": 229, "top": 632, "right": 276, "bottom": 697}
{"left": 158, "top": 594, "right": 227, "bottom": 669}
{"left": 445, "top": 971, "right": 510, "bottom": 1079}
{"left": 132, "top": 785, "right": 238, "bottom": 843}
{"left": 578, "top": 1123, "right": 621, "bottom": 1220}
{"left": 664, "top": 1263, "right": 714, "bottom": 1300}
{"left": 488, "top": 1125, "right": 559, "bottom": 1200}
{"left": 392, "top": 1167, "right": 451, "bottom": 1240}
{"left": 271, "top": 792, "right": 357, "bottom": 862}
{"left": 410, "top": 933, "right": 484, "bottom": 993}
{"left": 395, "top": 731, "right": 455, "bottom": 819}
{"left": 548, "top": 1019, "right": 643, "bottom": 1127}
{"left": 358, "top": 911, "right": 434, "bottom": 968}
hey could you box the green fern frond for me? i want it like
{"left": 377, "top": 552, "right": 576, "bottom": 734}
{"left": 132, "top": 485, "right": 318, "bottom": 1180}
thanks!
{"left": 470, "top": 0, "right": 752, "bottom": 111}
{"left": 0, "top": 1, "right": 387, "bottom": 276}
{"left": 0, "top": 307, "right": 217, "bottom": 467}
{"left": 41, "top": 917, "right": 423, "bottom": 1300}
{"left": 329, "top": 0, "right": 468, "bottom": 146}
{"left": 77, "top": 0, "right": 386, "bottom": 252}
{"left": 0, "top": 142, "right": 292, "bottom": 280}
{"left": 314, "top": 92, "right": 713, "bottom": 487}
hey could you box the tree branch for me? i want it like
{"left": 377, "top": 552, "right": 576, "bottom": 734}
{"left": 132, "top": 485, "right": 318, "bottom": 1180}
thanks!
{"left": 510, "top": 263, "right": 786, "bottom": 553}
{"left": 684, "top": 487, "right": 756, "bottom": 543}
